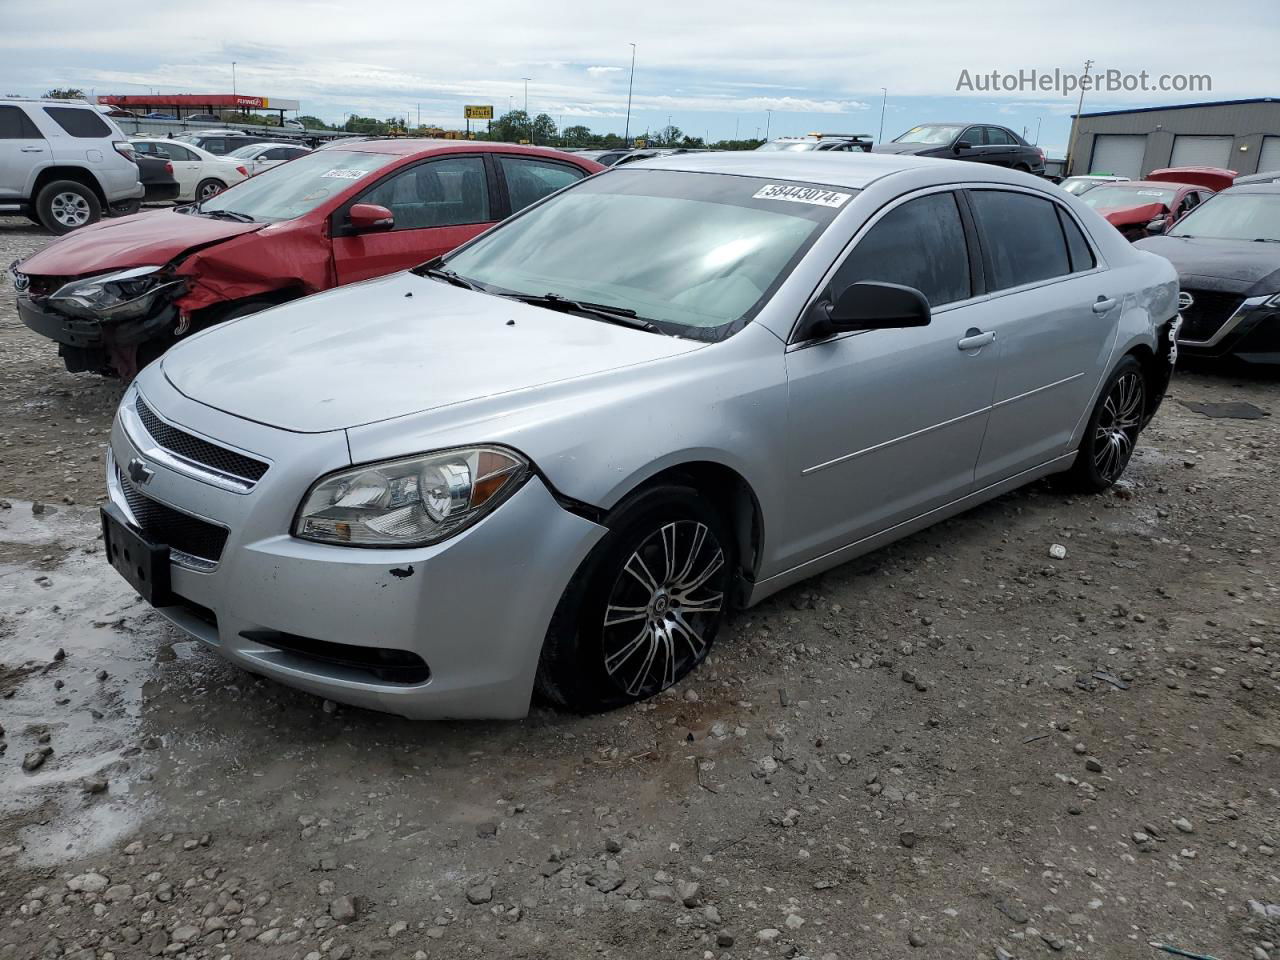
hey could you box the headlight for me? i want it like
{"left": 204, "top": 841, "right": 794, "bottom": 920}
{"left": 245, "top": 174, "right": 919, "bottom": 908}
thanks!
{"left": 49, "top": 266, "right": 184, "bottom": 321}
{"left": 294, "top": 446, "right": 529, "bottom": 547}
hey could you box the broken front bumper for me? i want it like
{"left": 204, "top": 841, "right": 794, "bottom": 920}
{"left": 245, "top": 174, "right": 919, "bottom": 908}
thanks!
{"left": 17, "top": 292, "right": 179, "bottom": 372}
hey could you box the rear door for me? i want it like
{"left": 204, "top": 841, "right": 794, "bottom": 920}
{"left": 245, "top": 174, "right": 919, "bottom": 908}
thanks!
{"left": 0, "top": 105, "right": 48, "bottom": 199}
{"left": 330, "top": 154, "right": 496, "bottom": 285}
{"left": 982, "top": 126, "right": 1019, "bottom": 166}
{"left": 494, "top": 154, "right": 589, "bottom": 216}
{"left": 966, "top": 188, "right": 1119, "bottom": 484}
{"left": 160, "top": 143, "right": 203, "bottom": 196}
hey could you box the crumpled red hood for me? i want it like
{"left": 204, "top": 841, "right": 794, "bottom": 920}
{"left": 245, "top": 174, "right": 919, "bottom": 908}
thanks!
{"left": 18, "top": 209, "right": 263, "bottom": 278}
{"left": 1100, "top": 202, "right": 1168, "bottom": 228}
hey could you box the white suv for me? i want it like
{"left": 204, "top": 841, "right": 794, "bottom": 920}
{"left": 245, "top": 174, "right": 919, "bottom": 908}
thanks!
{"left": 0, "top": 98, "right": 143, "bottom": 233}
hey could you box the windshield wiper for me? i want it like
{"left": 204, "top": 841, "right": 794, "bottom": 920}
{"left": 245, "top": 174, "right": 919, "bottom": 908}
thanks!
{"left": 502, "top": 292, "right": 659, "bottom": 332}
{"left": 200, "top": 209, "right": 255, "bottom": 223}
{"left": 421, "top": 266, "right": 479, "bottom": 290}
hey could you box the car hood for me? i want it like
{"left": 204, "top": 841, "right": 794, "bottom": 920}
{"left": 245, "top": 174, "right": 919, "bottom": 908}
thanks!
{"left": 162, "top": 273, "right": 707, "bottom": 433}
{"left": 1134, "top": 235, "right": 1280, "bottom": 294}
{"left": 17, "top": 209, "right": 263, "bottom": 277}
{"left": 1099, "top": 202, "right": 1167, "bottom": 228}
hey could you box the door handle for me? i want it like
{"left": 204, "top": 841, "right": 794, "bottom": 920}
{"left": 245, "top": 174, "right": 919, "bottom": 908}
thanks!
{"left": 20, "top": 146, "right": 45, "bottom": 153}
{"left": 957, "top": 329, "right": 996, "bottom": 351}
{"left": 1092, "top": 296, "right": 1117, "bottom": 313}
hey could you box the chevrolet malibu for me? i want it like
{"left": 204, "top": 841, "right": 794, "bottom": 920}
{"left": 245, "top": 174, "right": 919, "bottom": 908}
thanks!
{"left": 103, "top": 152, "right": 1179, "bottom": 719}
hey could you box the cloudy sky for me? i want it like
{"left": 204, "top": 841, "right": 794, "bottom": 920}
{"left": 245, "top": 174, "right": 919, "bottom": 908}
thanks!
{"left": 2, "top": 0, "right": 1275, "bottom": 155}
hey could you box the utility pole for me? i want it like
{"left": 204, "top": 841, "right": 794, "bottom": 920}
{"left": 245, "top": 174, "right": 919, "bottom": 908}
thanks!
{"left": 522, "top": 77, "right": 531, "bottom": 115}
{"left": 232, "top": 62, "right": 237, "bottom": 101}
{"left": 1065, "top": 59, "right": 1094, "bottom": 176}
{"left": 1034, "top": 116, "right": 1042, "bottom": 145}
{"left": 765, "top": 109, "right": 772, "bottom": 141}
{"left": 623, "top": 42, "right": 636, "bottom": 147}
{"left": 878, "top": 87, "right": 887, "bottom": 143}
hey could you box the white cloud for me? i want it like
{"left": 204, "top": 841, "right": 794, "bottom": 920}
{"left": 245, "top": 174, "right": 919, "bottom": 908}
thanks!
{"left": 586, "top": 66, "right": 623, "bottom": 76}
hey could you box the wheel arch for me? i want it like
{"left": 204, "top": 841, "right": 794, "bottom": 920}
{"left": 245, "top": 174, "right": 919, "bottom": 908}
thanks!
{"left": 32, "top": 166, "right": 107, "bottom": 206}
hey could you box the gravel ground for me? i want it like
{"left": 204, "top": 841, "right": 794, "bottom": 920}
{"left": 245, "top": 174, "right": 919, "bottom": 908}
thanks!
{"left": 1, "top": 215, "right": 1278, "bottom": 960}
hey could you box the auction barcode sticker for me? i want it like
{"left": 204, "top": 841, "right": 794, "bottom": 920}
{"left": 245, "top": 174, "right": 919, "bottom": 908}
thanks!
{"left": 753, "top": 184, "right": 851, "bottom": 208}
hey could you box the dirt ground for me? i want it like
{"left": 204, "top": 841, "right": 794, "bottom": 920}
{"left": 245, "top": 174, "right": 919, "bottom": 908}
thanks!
{"left": 1, "top": 215, "right": 1278, "bottom": 960}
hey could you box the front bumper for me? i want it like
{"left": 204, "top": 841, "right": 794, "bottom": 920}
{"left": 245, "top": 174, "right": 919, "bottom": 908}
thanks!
{"left": 106, "top": 371, "right": 607, "bottom": 719}
{"left": 17, "top": 293, "right": 105, "bottom": 349}
{"left": 1178, "top": 295, "right": 1280, "bottom": 364}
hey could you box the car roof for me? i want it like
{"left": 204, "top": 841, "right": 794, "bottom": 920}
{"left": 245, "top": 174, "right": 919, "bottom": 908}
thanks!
{"left": 1223, "top": 182, "right": 1280, "bottom": 194}
{"left": 626, "top": 150, "right": 1023, "bottom": 189}
{"left": 337, "top": 138, "right": 589, "bottom": 160}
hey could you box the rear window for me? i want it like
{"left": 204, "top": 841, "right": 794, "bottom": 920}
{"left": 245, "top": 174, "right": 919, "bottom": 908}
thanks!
{"left": 968, "top": 190, "right": 1072, "bottom": 290}
{"left": 43, "top": 106, "right": 112, "bottom": 138}
{"left": 0, "top": 105, "right": 42, "bottom": 139}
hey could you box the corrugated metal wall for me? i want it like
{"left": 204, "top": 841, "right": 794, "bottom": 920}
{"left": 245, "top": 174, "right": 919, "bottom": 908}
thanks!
{"left": 1066, "top": 100, "right": 1280, "bottom": 177}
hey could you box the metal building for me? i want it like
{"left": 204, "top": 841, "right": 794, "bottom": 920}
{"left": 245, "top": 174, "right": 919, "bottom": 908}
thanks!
{"left": 1067, "top": 97, "right": 1280, "bottom": 179}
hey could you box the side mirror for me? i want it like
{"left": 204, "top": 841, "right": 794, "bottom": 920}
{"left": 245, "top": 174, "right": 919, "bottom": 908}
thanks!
{"left": 348, "top": 203, "right": 394, "bottom": 232}
{"left": 953, "top": 140, "right": 972, "bottom": 153}
{"left": 1145, "top": 217, "right": 1167, "bottom": 235}
{"left": 802, "top": 281, "right": 932, "bottom": 340}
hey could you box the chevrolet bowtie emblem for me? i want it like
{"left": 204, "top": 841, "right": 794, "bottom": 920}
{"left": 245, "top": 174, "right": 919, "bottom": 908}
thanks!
{"left": 127, "top": 457, "right": 154, "bottom": 486}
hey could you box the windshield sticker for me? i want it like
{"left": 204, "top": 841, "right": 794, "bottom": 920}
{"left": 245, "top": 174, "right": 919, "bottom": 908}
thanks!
{"left": 1136, "top": 189, "right": 1167, "bottom": 197}
{"left": 753, "top": 184, "right": 852, "bottom": 208}
{"left": 320, "top": 168, "right": 370, "bottom": 180}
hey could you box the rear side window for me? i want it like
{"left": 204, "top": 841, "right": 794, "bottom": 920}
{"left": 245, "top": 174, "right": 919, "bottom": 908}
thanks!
{"left": 1057, "top": 208, "right": 1097, "bottom": 272}
{"left": 43, "top": 107, "right": 112, "bottom": 138}
{"left": 831, "top": 191, "right": 971, "bottom": 307}
{"left": 0, "top": 106, "right": 42, "bottom": 139}
{"left": 986, "top": 126, "right": 1014, "bottom": 146}
{"left": 968, "top": 190, "right": 1071, "bottom": 290}
{"left": 500, "top": 156, "right": 586, "bottom": 214}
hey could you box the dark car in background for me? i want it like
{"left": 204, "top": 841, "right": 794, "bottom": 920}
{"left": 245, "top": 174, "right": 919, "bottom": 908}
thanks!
{"left": 873, "top": 123, "right": 1045, "bottom": 174}
{"left": 175, "top": 132, "right": 295, "bottom": 155}
{"left": 136, "top": 155, "right": 180, "bottom": 204}
{"left": 1077, "top": 167, "right": 1233, "bottom": 242}
{"left": 1136, "top": 183, "right": 1280, "bottom": 364}
{"left": 757, "top": 133, "right": 874, "bottom": 153}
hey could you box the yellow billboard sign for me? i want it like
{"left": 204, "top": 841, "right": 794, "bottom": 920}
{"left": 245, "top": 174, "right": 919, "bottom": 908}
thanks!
{"left": 464, "top": 105, "right": 494, "bottom": 120}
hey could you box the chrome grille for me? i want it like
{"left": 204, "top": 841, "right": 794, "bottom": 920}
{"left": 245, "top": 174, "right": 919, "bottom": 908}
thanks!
{"left": 135, "top": 395, "right": 268, "bottom": 486}
{"left": 117, "top": 466, "right": 229, "bottom": 565}
{"left": 1178, "top": 289, "right": 1245, "bottom": 343}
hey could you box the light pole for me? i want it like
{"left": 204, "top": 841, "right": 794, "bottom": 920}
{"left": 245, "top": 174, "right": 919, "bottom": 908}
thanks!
{"left": 1034, "top": 116, "right": 1042, "bottom": 145}
{"left": 232, "top": 62, "right": 237, "bottom": 101}
{"left": 765, "top": 109, "right": 772, "bottom": 140}
{"left": 1065, "top": 59, "right": 1094, "bottom": 176}
{"left": 623, "top": 42, "right": 636, "bottom": 147}
{"left": 521, "top": 77, "right": 533, "bottom": 142}
{"left": 878, "top": 87, "right": 887, "bottom": 143}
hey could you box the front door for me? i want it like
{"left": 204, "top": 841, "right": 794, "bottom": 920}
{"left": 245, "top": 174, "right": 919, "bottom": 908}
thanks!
{"left": 331, "top": 155, "right": 496, "bottom": 285}
{"left": 0, "top": 105, "right": 48, "bottom": 200}
{"left": 781, "top": 189, "right": 1000, "bottom": 567}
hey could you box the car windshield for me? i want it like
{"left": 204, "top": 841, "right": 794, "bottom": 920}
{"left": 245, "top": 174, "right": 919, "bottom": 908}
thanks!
{"left": 756, "top": 141, "right": 818, "bottom": 152}
{"left": 1079, "top": 184, "right": 1177, "bottom": 209}
{"left": 195, "top": 150, "right": 395, "bottom": 222}
{"left": 1168, "top": 192, "right": 1280, "bottom": 241}
{"left": 893, "top": 124, "right": 964, "bottom": 144}
{"left": 1060, "top": 178, "right": 1106, "bottom": 195}
{"left": 440, "top": 168, "right": 852, "bottom": 339}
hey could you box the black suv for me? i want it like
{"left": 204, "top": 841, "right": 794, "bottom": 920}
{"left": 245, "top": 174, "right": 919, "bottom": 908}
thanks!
{"left": 873, "top": 123, "right": 1045, "bottom": 174}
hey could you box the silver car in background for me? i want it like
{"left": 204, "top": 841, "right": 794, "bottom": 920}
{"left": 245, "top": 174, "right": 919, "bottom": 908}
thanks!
{"left": 102, "top": 152, "right": 1179, "bottom": 718}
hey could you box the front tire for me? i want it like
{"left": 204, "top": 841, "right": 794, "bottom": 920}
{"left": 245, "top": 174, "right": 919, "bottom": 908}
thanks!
{"left": 36, "top": 180, "right": 102, "bottom": 234}
{"left": 1063, "top": 356, "right": 1146, "bottom": 492}
{"left": 536, "top": 486, "right": 733, "bottom": 713}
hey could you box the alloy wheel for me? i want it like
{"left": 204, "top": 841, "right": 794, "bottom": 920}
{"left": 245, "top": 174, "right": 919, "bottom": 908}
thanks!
{"left": 1093, "top": 371, "right": 1143, "bottom": 483}
{"left": 51, "top": 192, "right": 91, "bottom": 228}
{"left": 198, "top": 182, "right": 223, "bottom": 200}
{"left": 600, "top": 520, "right": 726, "bottom": 699}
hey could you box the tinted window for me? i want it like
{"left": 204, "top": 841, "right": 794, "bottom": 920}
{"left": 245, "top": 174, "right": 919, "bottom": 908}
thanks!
{"left": 43, "top": 107, "right": 111, "bottom": 138}
{"left": 285, "top": 148, "right": 309, "bottom": 159}
{"left": 830, "top": 192, "right": 971, "bottom": 307}
{"left": 1057, "top": 208, "right": 1096, "bottom": 272}
{"left": 166, "top": 144, "right": 197, "bottom": 162}
{"left": 960, "top": 126, "right": 985, "bottom": 146}
{"left": 132, "top": 141, "right": 170, "bottom": 158}
{"left": 262, "top": 147, "right": 291, "bottom": 160}
{"left": 200, "top": 138, "right": 228, "bottom": 154}
{"left": 985, "top": 126, "right": 1014, "bottom": 146}
{"left": 500, "top": 156, "right": 585, "bottom": 214}
{"left": 969, "top": 190, "right": 1071, "bottom": 289}
{"left": 0, "top": 107, "right": 42, "bottom": 139}
{"left": 359, "top": 156, "right": 490, "bottom": 229}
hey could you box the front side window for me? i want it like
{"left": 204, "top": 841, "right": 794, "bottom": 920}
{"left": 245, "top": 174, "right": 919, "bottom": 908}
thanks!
{"left": 501, "top": 156, "right": 586, "bottom": 214}
{"left": 358, "top": 156, "right": 490, "bottom": 229}
{"left": 442, "top": 169, "right": 851, "bottom": 339}
{"left": 969, "top": 190, "right": 1072, "bottom": 290}
{"left": 43, "top": 106, "right": 111, "bottom": 138}
{"left": 831, "top": 192, "right": 971, "bottom": 308}
{"left": 960, "top": 126, "right": 986, "bottom": 146}
{"left": 195, "top": 149, "right": 394, "bottom": 222}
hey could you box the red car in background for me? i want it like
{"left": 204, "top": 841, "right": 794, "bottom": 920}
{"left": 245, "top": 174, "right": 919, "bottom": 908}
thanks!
{"left": 11, "top": 141, "right": 604, "bottom": 377}
{"left": 1076, "top": 166, "right": 1236, "bottom": 242}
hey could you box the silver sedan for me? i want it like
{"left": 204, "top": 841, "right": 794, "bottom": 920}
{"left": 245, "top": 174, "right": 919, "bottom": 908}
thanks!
{"left": 103, "top": 152, "right": 1180, "bottom": 718}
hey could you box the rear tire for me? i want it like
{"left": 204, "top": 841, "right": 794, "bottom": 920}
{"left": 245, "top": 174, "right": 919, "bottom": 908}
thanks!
{"left": 536, "top": 485, "right": 733, "bottom": 713}
{"left": 36, "top": 180, "right": 102, "bottom": 234}
{"left": 195, "top": 178, "right": 226, "bottom": 202}
{"left": 1062, "top": 356, "right": 1146, "bottom": 492}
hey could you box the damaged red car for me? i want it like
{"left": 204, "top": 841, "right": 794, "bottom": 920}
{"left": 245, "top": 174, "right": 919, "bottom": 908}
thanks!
{"left": 10, "top": 141, "right": 604, "bottom": 377}
{"left": 1077, "top": 166, "right": 1235, "bottom": 242}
